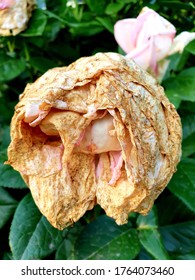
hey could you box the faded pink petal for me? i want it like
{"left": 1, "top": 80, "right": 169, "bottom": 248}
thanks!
{"left": 78, "top": 113, "right": 121, "bottom": 154}
{"left": 126, "top": 41, "right": 153, "bottom": 71}
{"left": 22, "top": 143, "right": 64, "bottom": 176}
{"left": 138, "top": 7, "right": 175, "bottom": 37}
{"left": 169, "top": 31, "right": 195, "bottom": 55}
{"left": 0, "top": 0, "right": 14, "bottom": 9}
{"left": 109, "top": 151, "right": 123, "bottom": 185}
{"left": 24, "top": 101, "right": 51, "bottom": 127}
{"left": 114, "top": 18, "right": 137, "bottom": 53}
{"left": 153, "top": 35, "right": 173, "bottom": 61}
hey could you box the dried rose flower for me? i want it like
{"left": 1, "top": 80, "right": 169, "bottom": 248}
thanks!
{"left": 6, "top": 53, "right": 182, "bottom": 229}
{"left": 0, "top": 0, "right": 35, "bottom": 36}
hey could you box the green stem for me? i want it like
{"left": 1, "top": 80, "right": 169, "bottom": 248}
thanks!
{"left": 7, "top": 40, "right": 15, "bottom": 53}
{"left": 23, "top": 42, "right": 30, "bottom": 61}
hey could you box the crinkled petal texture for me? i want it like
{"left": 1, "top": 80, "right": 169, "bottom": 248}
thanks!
{"left": 7, "top": 53, "right": 182, "bottom": 229}
{"left": 0, "top": 0, "right": 35, "bottom": 36}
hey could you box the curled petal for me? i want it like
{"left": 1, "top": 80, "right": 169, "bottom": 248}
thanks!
{"left": 126, "top": 41, "right": 153, "bottom": 71}
{"left": 169, "top": 31, "right": 195, "bottom": 55}
{"left": 114, "top": 18, "right": 137, "bottom": 53}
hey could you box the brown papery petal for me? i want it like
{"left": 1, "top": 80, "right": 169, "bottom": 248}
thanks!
{"left": 6, "top": 52, "right": 182, "bottom": 229}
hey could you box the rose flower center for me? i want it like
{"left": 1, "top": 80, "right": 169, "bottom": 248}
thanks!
{"left": 77, "top": 113, "right": 121, "bottom": 154}
{"left": 39, "top": 111, "right": 123, "bottom": 185}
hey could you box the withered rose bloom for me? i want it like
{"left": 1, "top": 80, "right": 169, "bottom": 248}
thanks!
{"left": 6, "top": 53, "right": 182, "bottom": 230}
{"left": 0, "top": 0, "right": 35, "bottom": 36}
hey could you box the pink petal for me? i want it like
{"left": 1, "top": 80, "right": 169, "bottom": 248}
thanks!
{"left": 138, "top": 7, "right": 176, "bottom": 37}
{"left": 114, "top": 18, "right": 137, "bottom": 53}
{"left": 169, "top": 31, "right": 195, "bottom": 55}
{"left": 78, "top": 113, "right": 121, "bottom": 154}
{"left": 154, "top": 34, "right": 173, "bottom": 61}
{"left": 21, "top": 143, "right": 64, "bottom": 176}
{"left": 24, "top": 101, "right": 51, "bottom": 127}
{"left": 126, "top": 41, "right": 154, "bottom": 70}
{"left": 131, "top": 9, "right": 155, "bottom": 45}
{"left": 0, "top": 0, "right": 13, "bottom": 9}
{"left": 95, "top": 156, "right": 103, "bottom": 179}
{"left": 108, "top": 151, "right": 123, "bottom": 185}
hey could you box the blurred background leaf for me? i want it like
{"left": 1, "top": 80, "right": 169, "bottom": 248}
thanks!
{"left": 0, "top": 187, "right": 18, "bottom": 229}
{"left": 168, "top": 158, "right": 195, "bottom": 213}
{"left": 160, "top": 220, "right": 195, "bottom": 260}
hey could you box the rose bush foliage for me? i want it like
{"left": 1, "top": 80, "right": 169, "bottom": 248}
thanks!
{"left": 0, "top": 0, "right": 195, "bottom": 260}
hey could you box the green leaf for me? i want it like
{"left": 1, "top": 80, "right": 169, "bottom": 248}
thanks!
{"left": 182, "top": 132, "right": 195, "bottom": 157}
{"left": 168, "top": 158, "right": 195, "bottom": 213}
{"left": 117, "top": 0, "right": 137, "bottom": 3}
{"left": 69, "top": 20, "right": 104, "bottom": 36}
{"left": 55, "top": 222, "right": 84, "bottom": 260}
{"left": 86, "top": 0, "right": 109, "bottom": 15}
{"left": 185, "top": 39, "right": 195, "bottom": 55}
{"left": 2, "top": 252, "right": 13, "bottom": 260}
{"left": 0, "top": 98, "right": 15, "bottom": 123}
{"left": 74, "top": 215, "right": 140, "bottom": 260}
{"left": 137, "top": 208, "right": 170, "bottom": 260}
{"left": 96, "top": 17, "right": 114, "bottom": 33}
{"left": 159, "top": 1, "right": 194, "bottom": 10}
{"left": 157, "top": 193, "right": 195, "bottom": 226}
{"left": 182, "top": 114, "right": 195, "bottom": 140}
{"left": 162, "top": 52, "right": 188, "bottom": 81}
{"left": 9, "top": 193, "right": 64, "bottom": 260}
{"left": 181, "top": 114, "right": 195, "bottom": 157}
{"left": 106, "top": 2, "right": 125, "bottom": 15}
{"left": 21, "top": 9, "right": 47, "bottom": 37}
{"left": 0, "top": 186, "right": 17, "bottom": 229}
{"left": 0, "top": 126, "right": 10, "bottom": 150}
{"left": 180, "top": 101, "right": 195, "bottom": 113}
{"left": 0, "top": 55, "right": 25, "bottom": 82}
{"left": 43, "top": 19, "right": 62, "bottom": 41}
{"left": 0, "top": 164, "right": 27, "bottom": 189}
{"left": 30, "top": 56, "right": 57, "bottom": 73}
{"left": 165, "top": 89, "right": 181, "bottom": 109}
{"left": 0, "top": 149, "right": 7, "bottom": 163}
{"left": 175, "top": 252, "right": 195, "bottom": 260}
{"left": 137, "top": 208, "right": 157, "bottom": 228}
{"left": 164, "top": 67, "right": 195, "bottom": 103}
{"left": 160, "top": 220, "right": 195, "bottom": 259}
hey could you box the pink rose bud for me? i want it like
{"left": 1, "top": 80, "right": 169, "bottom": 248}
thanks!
{"left": 0, "top": 0, "right": 35, "bottom": 36}
{"left": 114, "top": 7, "right": 176, "bottom": 75}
